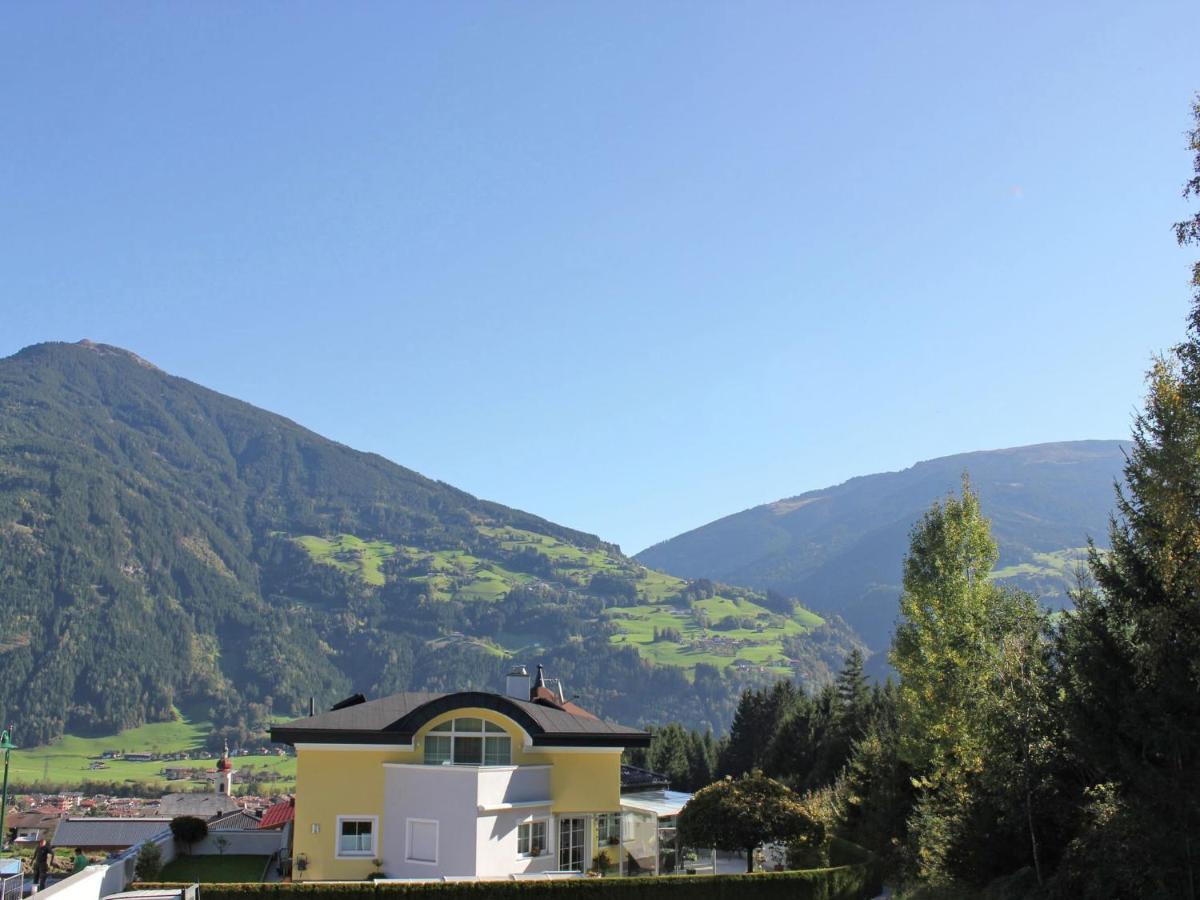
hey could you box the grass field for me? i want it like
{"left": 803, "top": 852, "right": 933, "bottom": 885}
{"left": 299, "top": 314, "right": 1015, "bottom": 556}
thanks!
{"left": 993, "top": 547, "right": 1090, "bottom": 581}
{"left": 294, "top": 534, "right": 397, "bottom": 586}
{"left": 294, "top": 527, "right": 828, "bottom": 678}
{"left": 10, "top": 712, "right": 296, "bottom": 790}
{"left": 159, "top": 855, "right": 271, "bottom": 883}
{"left": 606, "top": 593, "right": 825, "bottom": 676}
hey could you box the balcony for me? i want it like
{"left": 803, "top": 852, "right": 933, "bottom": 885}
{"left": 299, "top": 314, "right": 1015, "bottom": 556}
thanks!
{"left": 382, "top": 762, "right": 552, "bottom": 814}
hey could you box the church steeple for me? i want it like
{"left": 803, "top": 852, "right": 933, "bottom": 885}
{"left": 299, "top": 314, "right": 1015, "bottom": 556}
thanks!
{"left": 216, "top": 739, "right": 233, "bottom": 796}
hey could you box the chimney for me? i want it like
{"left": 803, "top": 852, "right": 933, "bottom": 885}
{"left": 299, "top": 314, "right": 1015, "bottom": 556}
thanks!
{"left": 529, "top": 664, "right": 561, "bottom": 704}
{"left": 505, "top": 665, "right": 530, "bottom": 701}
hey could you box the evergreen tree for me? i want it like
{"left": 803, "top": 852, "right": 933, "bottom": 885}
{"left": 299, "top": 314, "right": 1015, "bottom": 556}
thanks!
{"left": 685, "top": 730, "right": 718, "bottom": 791}
{"left": 718, "top": 681, "right": 798, "bottom": 777}
{"left": 1058, "top": 95, "right": 1200, "bottom": 900}
{"left": 647, "top": 723, "right": 691, "bottom": 789}
{"left": 835, "top": 648, "right": 870, "bottom": 731}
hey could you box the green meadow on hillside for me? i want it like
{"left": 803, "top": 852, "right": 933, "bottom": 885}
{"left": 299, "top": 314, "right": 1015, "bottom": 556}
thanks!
{"left": 992, "top": 547, "right": 1090, "bottom": 580}
{"left": 606, "top": 596, "right": 824, "bottom": 675}
{"left": 294, "top": 527, "right": 826, "bottom": 677}
{"left": 9, "top": 713, "right": 296, "bottom": 790}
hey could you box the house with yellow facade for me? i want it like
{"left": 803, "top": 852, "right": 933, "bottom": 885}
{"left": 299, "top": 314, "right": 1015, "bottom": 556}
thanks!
{"left": 271, "top": 666, "right": 674, "bottom": 881}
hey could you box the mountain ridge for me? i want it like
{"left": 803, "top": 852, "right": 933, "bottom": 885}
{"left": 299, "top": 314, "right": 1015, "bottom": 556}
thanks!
{"left": 0, "top": 340, "right": 855, "bottom": 746}
{"left": 636, "top": 439, "right": 1127, "bottom": 648}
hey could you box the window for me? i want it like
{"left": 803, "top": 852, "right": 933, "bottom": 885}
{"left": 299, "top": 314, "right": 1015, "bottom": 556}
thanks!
{"left": 517, "top": 820, "right": 547, "bottom": 857}
{"left": 423, "top": 718, "right": 512, "bottom": 766}
{"left": 596, "top": 813, "right": 621, "bottom": 844}
{"left": 336, "top": 817, "right": 376, "bottom": 857}
{"left": 406, "top": 819, "right": 438, "bottom": 865}
{"left": 559, "top": 817, "right": 585, "bottom": 872}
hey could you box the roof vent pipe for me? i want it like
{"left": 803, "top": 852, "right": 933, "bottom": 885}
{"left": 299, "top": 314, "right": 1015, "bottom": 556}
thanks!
{"left": 505, "top": 665, "right": 530, "bottom": 702}
{"left": 308, "top": 696, "right": 315, "bottom": 717}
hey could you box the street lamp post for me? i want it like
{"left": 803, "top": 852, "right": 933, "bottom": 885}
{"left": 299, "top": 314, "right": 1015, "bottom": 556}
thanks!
{"left": 0, "top": 729, "right": 15, "bottom": 854}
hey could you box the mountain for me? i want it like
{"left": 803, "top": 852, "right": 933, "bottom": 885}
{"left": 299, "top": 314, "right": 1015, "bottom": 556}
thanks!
{"left": 636, "top": 441, "right": 1126, "bottom": 649}
{"left": 0, "top": 341, "right": 857, "bottom": 748}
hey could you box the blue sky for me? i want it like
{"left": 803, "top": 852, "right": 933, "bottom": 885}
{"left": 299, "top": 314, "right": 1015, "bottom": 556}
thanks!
{"left": 2, "top": 3, "right": 1197, "bottom": 553}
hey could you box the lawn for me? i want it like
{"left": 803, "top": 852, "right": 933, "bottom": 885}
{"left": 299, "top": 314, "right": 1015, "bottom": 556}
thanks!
{"left": 10, "top": 710, "right": 296, "bottom": 790}
{"left": 159, "top": 855, "right": 271, "bottom": 883}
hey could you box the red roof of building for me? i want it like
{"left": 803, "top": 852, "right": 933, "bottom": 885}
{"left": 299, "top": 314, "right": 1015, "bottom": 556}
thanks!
{"left": 258, "top": 798, "right": 294, "bottom": 830}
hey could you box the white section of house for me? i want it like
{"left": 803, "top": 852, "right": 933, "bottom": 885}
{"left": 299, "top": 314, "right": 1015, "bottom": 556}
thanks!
{"left": 382, "top": 763, "right": 557, "bottom": 879}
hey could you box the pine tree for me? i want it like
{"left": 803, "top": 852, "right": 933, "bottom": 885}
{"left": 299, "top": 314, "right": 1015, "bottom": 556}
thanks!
{"left": 1058, "top": 94, "right": 1200, "bottom": 900}
{"left": 648, "top": 723, "right": 691, "bottom": 789}
{"left": 718, "top": 681, "right": 798, "bottom": 777}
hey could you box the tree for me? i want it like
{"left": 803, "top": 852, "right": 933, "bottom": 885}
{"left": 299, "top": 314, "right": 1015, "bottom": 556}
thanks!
{"left": 1056, "top": 94, "right": 1200, "bottom": 900}
{"left": 835, "top": 649, "right": 870, "bottom": 732}
{"left": 891, "top": 475, "right": 998, "bottom": 783}
{"left": 169, "top": 815, "right": 209, "bottom": 855}
{"left": 677, "top": 770, "right": 823, "bottom": 872}
{"left": 718, "top": 681, "right": 798, "bottom": 777}
{"left": 133, "top": 840, "right": 163, "bottom": 882}
{"left": 889, "top": 478, "right": 1059, "bottom": 885}
{"left": 978, "top": 590, "right": 1056, "bottom": 887}
{"left": 647, "top": 724, "right": 691, "bottom": 789}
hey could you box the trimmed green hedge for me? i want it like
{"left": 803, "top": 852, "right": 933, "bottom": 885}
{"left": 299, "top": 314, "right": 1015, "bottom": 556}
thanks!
{"left": 138, "top": 857, "right": 882, "bottom": 900}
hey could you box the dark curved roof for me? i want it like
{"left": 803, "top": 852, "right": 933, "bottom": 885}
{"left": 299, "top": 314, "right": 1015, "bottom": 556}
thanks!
{"left": 270, "top": 690, "right": 649, "bottom": 748}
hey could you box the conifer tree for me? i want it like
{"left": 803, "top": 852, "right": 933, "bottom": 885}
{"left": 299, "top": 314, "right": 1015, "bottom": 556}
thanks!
{"left": 1058, "top": 94, "right": 1200, "bottom": 900}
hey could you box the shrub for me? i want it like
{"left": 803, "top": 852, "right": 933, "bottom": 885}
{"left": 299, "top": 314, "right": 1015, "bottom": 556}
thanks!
{"left": 170, "top": 815, "right": 209, "bottom": 854}
{"left": 139, "top": 869, "right": 882, "bottom": 900}
{"left": 133, "top": 841, "right": 163, "bottom": 882}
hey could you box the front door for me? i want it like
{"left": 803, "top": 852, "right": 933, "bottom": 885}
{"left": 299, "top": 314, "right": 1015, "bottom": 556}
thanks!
{"left": 558, "top": 816, "right": 586, "bottom": 872}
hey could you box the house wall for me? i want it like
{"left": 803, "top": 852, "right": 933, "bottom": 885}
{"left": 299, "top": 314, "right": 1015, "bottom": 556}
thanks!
{"left": 293, "top": 747, "right": 405, "bottom": 881}
{"left": 537, "top": 750, "right": 621, "bottom": 813}
{"left": 475, "top": 808, "right": 557, "bottom": 877}
{"left": 382, "top": 765, "right": 478, "bottom": 879}
{"left": 292, "top": 706, "right": 626, "bottom": 882}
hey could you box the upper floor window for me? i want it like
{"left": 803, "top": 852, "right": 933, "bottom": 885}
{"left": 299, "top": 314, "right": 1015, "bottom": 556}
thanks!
{"left": 424, "top": 717, "right": 512, "bottom": 766}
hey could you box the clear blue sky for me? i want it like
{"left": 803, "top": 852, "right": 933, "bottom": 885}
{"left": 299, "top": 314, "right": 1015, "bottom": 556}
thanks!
{"left": 2, "top": 3, "right": 1197, "bottom": 553}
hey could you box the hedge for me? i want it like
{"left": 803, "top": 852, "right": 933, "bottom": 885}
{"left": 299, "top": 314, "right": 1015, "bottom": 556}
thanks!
{"left": 137, "top": 853, "right": 882, "bottom": 900}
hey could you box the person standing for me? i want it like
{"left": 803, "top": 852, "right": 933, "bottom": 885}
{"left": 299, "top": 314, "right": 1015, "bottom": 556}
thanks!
{"left": 72, "top": 848, "right": 88, "bottom": 874}
{"left": 31, "top": 838, "right": 51, "bottom": 890}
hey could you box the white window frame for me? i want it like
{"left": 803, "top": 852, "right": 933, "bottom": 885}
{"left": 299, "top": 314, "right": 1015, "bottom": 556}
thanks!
{"left": 423, "top": 717, "right": 512, "bottom": 766}
{"left": 334, "top": 815, "right": 378, "bottom": 859}
{"left": 405, "top": 817, "right": 440, "bottom": 866}
{"left": 595, "top": 812, "right": 621, "bottom": 845}
{"left": 516, "top": 817, "right": 550, "bottom": 859}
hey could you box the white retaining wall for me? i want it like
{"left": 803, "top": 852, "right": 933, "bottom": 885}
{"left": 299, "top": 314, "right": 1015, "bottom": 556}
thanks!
{"left": 194, "top": 829, "right": 285, "bottom": 857}
{"left": 29, "top": 826, "right": 284, "bottom": 900}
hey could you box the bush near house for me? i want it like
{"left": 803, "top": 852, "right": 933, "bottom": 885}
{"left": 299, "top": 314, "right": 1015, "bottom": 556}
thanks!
{"left": 137, "top": 851, "right": 883, "bottom": 900}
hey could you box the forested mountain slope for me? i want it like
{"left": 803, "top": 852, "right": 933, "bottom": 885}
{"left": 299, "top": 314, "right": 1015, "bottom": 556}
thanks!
{"left": 0, "top": 341, "right": 855, "bottom": 745}
{"left": 636, "top": 441, "right": 1125, "bottom": 648}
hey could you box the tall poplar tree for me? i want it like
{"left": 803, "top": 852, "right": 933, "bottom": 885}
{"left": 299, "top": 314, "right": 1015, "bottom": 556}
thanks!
{"left": 892, "top": 476, "right": 997, "bottom": 784}
{"left": 891, "top": 477, "right": 1054, "bottom": 884}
